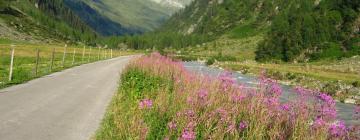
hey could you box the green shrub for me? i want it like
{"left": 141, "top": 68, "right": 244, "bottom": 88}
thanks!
{"left": 205, "top": 57, "right": 215, "bottom": 66}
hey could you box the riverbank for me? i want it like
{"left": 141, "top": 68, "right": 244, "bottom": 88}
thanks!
{"left": 215, "top": 58, "right": 360, "bottom": 105}
{"left": 96, "top": 53, "right": 360, "bottom": 139}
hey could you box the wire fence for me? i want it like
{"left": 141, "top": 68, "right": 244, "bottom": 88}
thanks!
{"left": 0, "top": 44, "right": 126, "bottom": 88}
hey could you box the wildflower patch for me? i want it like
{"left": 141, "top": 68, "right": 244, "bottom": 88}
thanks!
{"left": 96, "top": 53, "right": 360, "bottom": 140}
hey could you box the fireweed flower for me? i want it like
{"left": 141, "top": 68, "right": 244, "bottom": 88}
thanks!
{"left": 269, "top": 82, "right": 282, "bottom": 97}
{"left": 197, "top": 89, "right": 208, "bottom": 100}
{"left": 226, "top": 122, "right": 236, "bottom": 133}
{"left": 231, "top": 93, "right": 246, "bottom": 103}
{"left": 215, "top": 108, "right": 229, "bottom": 123}
{"left": 280, "top": 104, "right": 291, "bottom": 111}
{"left": 185, "top": 110, "right": 196, "bottom": 118}
{"left": 312, "top": 117, "right": 326, "bottom": 129}
{"left": 139, "top": 99, "right": 153, "bottom": 109}
{"left": 181, "top": 122, "right": 196, "bottom": 140}
{"left": 315, "top": 93, "right": 337, "bottom": 121}
{"left": 181, "top": 129, "right": 196, "bottom": 140}
{"left": 239, "top": 121, "right": 248, "bottom": 131}
{"left": 219, "top": 72, "right": 236, "bottom": 92}
{"left": 294, "top": 86, "right": 315, "bottom": 98}
{"left": 187, "top": 96, "right": 194, "bottom": 105}
{"left": 168, "top": 121, "right": 177, "bottom": 130}
{"left": 329, "top": 121, "right": 347, "bottom": 138}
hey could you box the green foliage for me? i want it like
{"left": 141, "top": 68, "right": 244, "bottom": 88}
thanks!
{"left": 121, "top": 68, "right": 165, "bottom": 100}
{"left": 206, "top": 57, "right": 215, "bottom": 66}
{"left": 230, "top": 24, "right": 258, "bottom": 39}
{"left": 96, "top": 68, "right": 175, "bottom": 139}
{"left": 310, "top": 43, "right": 344, "bottom": 60}
{"left": 256, "top": 0, "right": 360, "bottom": 62}
{"left": 213, "top": 52, "right": 237, "bottom": 62}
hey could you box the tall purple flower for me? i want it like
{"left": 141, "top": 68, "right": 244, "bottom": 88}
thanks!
{"left": 219, "top": 72, "right": 236, "bottom": 92}
{"left": 231, "top": 93, "right": 246, "bottom": 103}
{"left": 198, "top": 89, "right": 208, "bottom": 100}
{"left": 139, "top": 99, "right": 153, "bottom": 109}
{"left": 316, "top": 93, "right": 337, "bottom": 121}
{"left": 312, "top": 117, "right": 326, "bottom": 129}
{"left": 185, "top": 110, "right": 196, "bottom": 118}
{"left": 239, "top": 121, "right": 248, "bottom": 131}
{"left": 181, "top": 122, "right": 196, "bottom": 140}
{"left": 226, "top": 122, "right": 236, "bottom": 134}
{"left": 329, "top": 121, "right": 347, "bottom": 138}
{"left": 181, "top": 130, "right": 196, "bottom": 140}
{"left": 280, "top": 104, "right": 291, "bottom": 111}
{"left": 168, "top": 121, "right": 177, "bottom": 130}
{"left": 269, "top": 81, "right": 282, "bottom": 97}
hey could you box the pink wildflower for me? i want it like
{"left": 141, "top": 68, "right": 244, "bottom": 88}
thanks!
{"left": 219, "top": 72, "right": 236, "bottom": 92}
{"left": 226, "top": 122, "right": 236, "bottom": 133}
{"left": 315, "top": 93, "right": 337, "bottom": 121}
{"left": 185, "top": 110, "right": 195, "bottom": 118}
{"left": 239, "top": 121, "right": 248, "bottom": 131}
{"left": 329, "top": 121, "right": 347, "bottom": 138}
{"left": 139, "top": 99, "right": 153, "bottom": 109}
{"left": 168, "top": 121, "right": 177, "bottom": 130}
{"left": 269, "top": 82, "right": 282, "bottom": 97}
{"left": 181, "top": 122, "right": 196, "bottom": 140}
{"left": 181, "top": 130, "right": 196, "bottom": 140}
{"left": 312, "top": 118, "right": 326, "bottom": 129}
{"left": 198, "top": 89, "right": 208, "bottom": 100}
{"left": 280, "top": 104, "right": 291, "bottom": 111}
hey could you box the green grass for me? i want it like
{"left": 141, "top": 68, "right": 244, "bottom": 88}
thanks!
{"left": 220, "top": 60, "right": 360, "bottom": 102}
{"left": 230, "top": 24, "right": 258, "bottom": 39}
{"left": 95, "top": 68, "right": 174, "bottom": 139}
{"left": 0, "top": 42, "right": 137, "bottom": 89}
{"left": 168, "top": 34, "right": 263, "bottom": 62}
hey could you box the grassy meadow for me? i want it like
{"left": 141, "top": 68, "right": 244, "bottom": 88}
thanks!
{"left": 95, "top": 53, "right": 360, "bottom": 140}
{"left": 0, "top": 39, "right": 137, "bottom": 88}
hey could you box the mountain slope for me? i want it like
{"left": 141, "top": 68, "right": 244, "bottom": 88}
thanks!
{"left": 77, "top": 0, "right": 191, "bottom": 32}
{"left": 158, "top": 0, "right": 359, "bottom": 62}
{"left": 64, "top": 0, "right": 141, "bottom": 36}
{"left": 0, "top": 0, "right": 98, "bottom": 43}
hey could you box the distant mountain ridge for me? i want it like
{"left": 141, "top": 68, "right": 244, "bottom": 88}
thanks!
{"left": 150, "top": 0, "right": 193, "bottom": 9}
{"left": 63, "top": 0, "right": 142, "bottom": 36}
{"left": 68, "top": 0, "right": 193, "bottom": 35}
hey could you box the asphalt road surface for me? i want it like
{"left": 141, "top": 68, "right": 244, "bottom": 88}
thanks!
{"left": 0, "top": 56, "right": 134, "bottom": 140}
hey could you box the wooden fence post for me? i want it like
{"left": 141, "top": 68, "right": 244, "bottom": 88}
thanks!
{"left": 98, "top": 47, "right": 101, "bottom": 60}
{"left": 72, "top": 48, "right": 76, "bottom": 65}
{"left": 35, "top": 49, "right": 40, "bottom": 77}
{"left": 88, "top": 47, "right": 92, "bottom": 62}
{"left": 50, "top": 48, "right": 55, "bottom": 72}
{"left": 8, "top": 48, "right": 15, "bottom": 81}
{"left": 82, "top": 46, "right": 85, "bottom": 63}
{"left": 62, "top": 44, "right": 67, "bottom": 68}
{"left": 105, "top": 50, "right": 107, "bottom": 59}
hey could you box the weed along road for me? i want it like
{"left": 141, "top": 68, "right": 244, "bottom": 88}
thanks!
{"left": 0, "top": 56, "right": 135, "bottom": 140}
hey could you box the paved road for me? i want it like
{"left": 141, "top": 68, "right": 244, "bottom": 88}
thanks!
{"left": 0, "top": 56, "right": 134, "bottom": 140}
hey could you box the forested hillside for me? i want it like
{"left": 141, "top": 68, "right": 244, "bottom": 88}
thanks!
{"left": 256, "top": 0, "right": 359, "bottom": 62}
{"left": 120, "top": 0, "right": 359, "bottom": 62}
{"left": 0, "top": 0, "right": 98, "bottom": 43}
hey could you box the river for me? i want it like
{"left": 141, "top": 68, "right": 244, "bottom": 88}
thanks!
{"left": 183, "top": 62, "right": 358, "bottom": 125}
